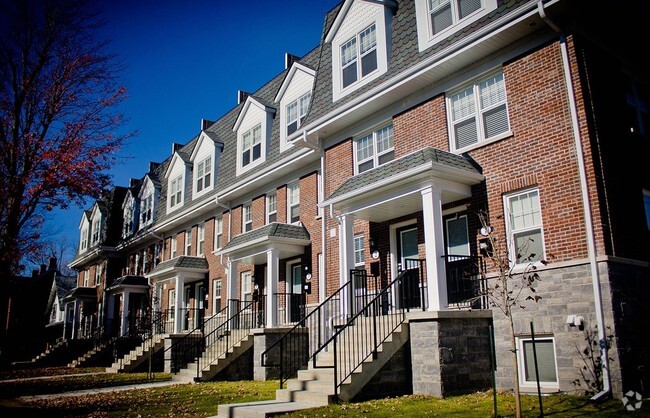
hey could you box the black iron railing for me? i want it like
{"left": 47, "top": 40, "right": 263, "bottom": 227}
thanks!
{"left": 274, "top": 292, "right": 306, "bottom": 325}
{"left": 401, "top": 258, "right": 428, "bottom": 311}
{"left": 177, "top": 308, "right": 205, "bottom": 332}
{"left": 313, "top": 268, "right": 417, "bottom": 397}
{"left": 196, "top": 299, "right": 261, "bottom": 380}
{"left": 444, "top": 254, "right": 486, "bottom": 308}
{"left": 261, "top": 280, "right": 354, "bottom": 388}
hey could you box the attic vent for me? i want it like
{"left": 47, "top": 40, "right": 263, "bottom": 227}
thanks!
{"left": 172, "top": 143, "right": 183, "bottom": 153}
{"left": 285, "top": 53, "right": 300, "bottom": 69}
{"left": 238, "top": 90, "right": 251, "bottom": 105}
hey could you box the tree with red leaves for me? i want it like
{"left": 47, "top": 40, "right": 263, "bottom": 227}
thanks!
{"left": 0, "top": 0, "right": 130, "bottom": 277}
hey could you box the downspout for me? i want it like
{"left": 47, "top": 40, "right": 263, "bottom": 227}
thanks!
{"left": 538, "top": 1, "right": 611, "bottom": 400}
{"left": 320, "top": 150, "right": 327, "bottom": 304}
{"left": 214, "top": 197, "right": 231, "bottom": 265}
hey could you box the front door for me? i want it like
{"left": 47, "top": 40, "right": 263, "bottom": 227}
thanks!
{"left": 396, "top": 225, "right": 420, "bottom": 309}
{"left": 443, "top": 214, "right": 475, "bottom": 304}
{"left": 288, "top": 262, "right": 304, "bottom": 322}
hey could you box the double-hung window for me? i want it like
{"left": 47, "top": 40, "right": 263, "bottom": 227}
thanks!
{"left": 213, "top": 279, "right": 222, "bottom": 313}
{"left": 169, "top": 290, "right": 176, "bottom": 321}
{"left": 286, "top": 92, "right": 311, "bottom": 136}
{"left": 287, "top": 183, "right": 300, "bottom": 224}
{"left": 141, "top": 194, "right": 153, "bottom": 225}
{"left": 355, "top": 124, "right": 394, "bottom": 174}
{"left": 449, "top": 71, "right": 510, "bottom": 151}
{"left": 214, "top": 217, "right": 223, "bottom": 249}
{"left": 243, "top": 203, "right": 252, "bottom": 232}
{"left": 171, "top": 235, "right": 177, "bottom": 258}
{"left": 241, "top": 124, "right": 262, "bottom": 168}
{"left": 241, "top": 271, "right": 252, "bottom": 302}
{"left": 196, "top": 157, "right": 212, "bottom": 193}
{"left": 169, "top": 176, "right": 183, "bottom": 208}
{"left": 197, "top": 223, "right": 205, "bottom": 256}
{"left": 83, "top": 270, "right": 89, "bottom": 287}
{"left": 267, "top": 193, "right": 277, "bottom": 223}
{"left": 95, "top": 264, "right": 102, "bottom": 286}
{"left": 185, "top": 229, "right": 192, "bottom": 255}
{"left": 429, "top": 0, "right": 481, "bottom": 36}
{"left": 505, "top": 189, "right": 544, "bottom": 265}
{"left": 341, "top": 23, "right": 377, "bottom": 89}
{"left": 123, "top": 206, "right": 133, "bottom": 238}
{"left": 91, "top": 219, "right": 100, "bottom": 244}
{"left": 354, "top": 235, "right": 365, "bottom": 266}
{"left": 80, "top": 227, "right": 88, "bottom": 252}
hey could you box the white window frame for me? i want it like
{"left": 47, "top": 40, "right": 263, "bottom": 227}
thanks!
{"left": 169, "top": 289, "right": 176, "bottom": 321}
{"left": 241, "top": 271, "right": 252, "bottom": 303}
{"left": 354, "top": 234, "right": 365, "bottom": 266}
{"left": 243, "top": 203, "right": 252, "bottom": 233}
{"left": 414, "top": 0, "right": 497, "bottom": 52}
{"left": 83, "top": 270, "right": 89, "bottom": 287}
{"left": 643, "top": 189, "right": 650, "bottom": 230}
{"left": 286, "top": 92, "right": 311, "bottom": 137}
{"left": 504, "top": 188, "right": 545, "bottom": 266}
{"left": 169, "top": 175, "right": 183, "bottom": 209}
{"left": 80, "top": 227, "right": 88, "bottom": 252}
{"left": 91, "top": 218, "right": 101, "bottom": 245}
{"left": 516, "top": 336, "right": 559, "bottom": 390}
{"left": 447, "top": 70, "right": 511, "bottom": 152}
{"left": 214, "top": 217, "right": 223, "bottom": 250}
{"left": 95, "top": 264, "right": 102, "bottom": 285}
{"left": 197, "top": 223, "right": 205, "bottom": 256}
{"left": 185, "top": 229, "right": 192, "bottom": 256}
{"left": 195, "top": 156, "right": 212, "bottom": 194}
{"left": 171, "top": 234, "right": 178, "bottom": 258}
{"left": 213, "top": 279, "right": 222, "bottom": 314}
{"left": 140, "top": 193, "right": 153, "bottom": 227}
{"left": 267, "top": 193, "right": 277, "bottom": 224}
{"left": 241, "top": 124, "right": 262, "bottom": 169}
{"left": 122, "top": 205, "right": 133, "bottom": 238}
{"left": 354, "top": 124, "right": 394, "bottom": 174}
{"left": 287, "top": 182, "right": 300, "bottom": 224}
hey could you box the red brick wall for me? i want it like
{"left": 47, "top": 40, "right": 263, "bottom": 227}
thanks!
{"left": 252, "top": 194, "right": 266, "bottom": 229}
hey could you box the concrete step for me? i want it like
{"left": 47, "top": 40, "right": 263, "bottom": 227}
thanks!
{"left": 275, "top": 388, "right": 334, "bottom": 405}
{"left": 216, "top": 400, "right": 322, "bottom": 418}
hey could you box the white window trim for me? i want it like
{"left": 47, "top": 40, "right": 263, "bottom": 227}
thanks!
{"left": 197, "top": 223, "right": 205, "bottom": 256}
{"left": 185, "top": 229, "right": 192, "bottom": 256}
{"left": 194, "top": 156, "right": 213, "bottom": 196}
{"left": 140, "top": 193, "right": 154, "bottom": 227}
{"left": 354, "top": 234, "right": 365, "bottom": 266}
{"left": 168, "top": 175, "right": 184, "bottom": 212}
{"left": 241, "top": 271, "right": 252, "bottom": 302}
{"left": 214, "top": 217, "right": 223, "bottom": 250}
{"left": 171, "top": 235, "right": 178, "bottom": 258}
{"left": 447, "top": 69, "right": 511, "bottom": 153}
{"left": 80, "top": 227, "right": 88, "bottom": 252}
{"left": 122, "top": 203, "right": 134, "bottom": 238}
{"left": 287, "top": 182, "right": 300, "bottom": 224}
{"left": 213, "top": 279, "right": 222, "bottom": 314}
{"left": 168, "top": 289, "right": 176, "bottom": 320}
{"left": 95, "top": 264, "right": 102, "bottom": 285}
{"left": 353, "top": 123, "right": 394, "bottom": 174}
{"left": 243, "top": 203, "right": 253, "bottom": 233}
{"left": 503, "top": 188, "right": 546, "bottom": 267}
{"left": 83, "top": 270, "right": 89, "bottom": 287}
{"left": 331, "top": 12, "right": 390, "bottom": 102}
{"left": 91, "top": 218, "right": 101, "bottom": 245}
{"left": 414, "top": 0, "right": 497, "bottom": 52}
{"left": 267, "top": 193, "right": 277, "bottom": 224}
{"left": 516, "top": 336, "right": 560, "bottom": 390}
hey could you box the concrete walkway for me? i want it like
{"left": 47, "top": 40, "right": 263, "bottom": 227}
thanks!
{"left": 19, "top": 379, "right": 189, "bottom": 401}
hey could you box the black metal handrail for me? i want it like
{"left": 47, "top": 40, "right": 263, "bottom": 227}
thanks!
{"left": 443, "top": 254, "right": 486, "bottom": 308}
{"left": 273, "top": 292, "right": 306, "bottom": 325}
{"left": 196, "top": 299, "right": 260, "bottom": 379}
{"left": 312, "top": 269, "right": 416, "bottom": 397}
{"left": 261, "top": 280, "right": 354, "bottom": 388}
{"left": 401, "top": 258, "right": 428, "bottom": 311}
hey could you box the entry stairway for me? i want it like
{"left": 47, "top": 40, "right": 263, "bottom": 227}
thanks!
{"left": 107, "top": 333, "right": 167, "bottom": 373}
{"left": 215, "top": 318, "right": 410, "bottom": 418}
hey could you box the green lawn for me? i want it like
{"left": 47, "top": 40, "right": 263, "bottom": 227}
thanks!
{"left": 8, "top": 381, "right": 649, "bottom": 418}
{"left": 0, "top": 366, "right": 106, "bottom": 381}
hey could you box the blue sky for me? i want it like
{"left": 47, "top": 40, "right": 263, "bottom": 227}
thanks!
{"left": 47, "top": 0, "right": 341, "bottom": 261}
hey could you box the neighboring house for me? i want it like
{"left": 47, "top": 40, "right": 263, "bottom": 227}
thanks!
{"left": 65, "top": 0, "right": 649, "bottom": 400}
{"left": 45, "top": 273, "right": 77, "bottom": 344}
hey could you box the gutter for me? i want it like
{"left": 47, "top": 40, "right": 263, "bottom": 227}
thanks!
{"left": 538, "top": 0, "right": 611, "bottom": 400}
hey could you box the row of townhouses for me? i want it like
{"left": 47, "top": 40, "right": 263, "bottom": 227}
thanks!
{"left": 46, "top": 0, "right": 648, "bottom": 405}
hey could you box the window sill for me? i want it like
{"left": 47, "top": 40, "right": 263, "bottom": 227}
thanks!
{"left": 452, "top": 130, "right": 513, "bottom": 154}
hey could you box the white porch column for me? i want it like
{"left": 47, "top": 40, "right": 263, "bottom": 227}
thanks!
{"left": 71, "top": 300, "right": 79, "bottom": 339}
{"left": 339, "top": 213, "right": 355, "bottom": 316}
{"left": 121, "top": 291, "right": 130, "bottom": 336}
{"left": 226, "top": 260, "right": 237, "bottom": 302}
{"left": 266, "top": 249, "right": 279, "bottom": 327}
{"left": 421, "top": 186, "right": 448, "bottom": 311}
{"left": 174, "top": 276, "right": 184, "bottom": 333}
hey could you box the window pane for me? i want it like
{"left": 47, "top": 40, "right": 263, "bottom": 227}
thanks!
{"left": 455, "top": 117, "right": 478, "bottom": 148}
{"left": 358, "top": 160, "right": 374, "bottom": 173}
{"left": 253, "top": 125, "right": 261, "bottom": 144}
{"left": 523, "top": 340, "right": 557, "bottom": 383}
{"left": 459, "top": 0, "right": 481, "bottom": 19}
{"left": 291, "top": 205, "right": 300, "bottom": 223}
{"left": 451, "top": 87, "right": 475, "bottom": 121}
{"left": 242, "top": 149, "right": 250, "bottom": 166}
{"left": 268, "top": 212, "right": 277, "bottom": 223}
{"left": 354, "top": 235, "right": 365, "bottom": 265}
{"left": 446, "top": 216, "right": 470, "bottom": 256}
{"left": 510, "top": 191, "right": 541, "bottom": 230}
{"left": 356, "top": 134, "right": 374, "bottom": 162}
{"left": 287, "top": 121, "right": 297, "bottom": 136}
{"left": 376, "top": 125, "right": 394, "bottom": 153}
{"left": 480, "top": 73, "right": 506, "bottom": 109}
{"left": 514, "top": 229, "right": 543, "bottom": 263}
{"left": 361, "top": 49, "right": 378, "bottom": 77}
{"left": 483, "top": 104, "right": 509, "bottom": 138}
{"left": 341, "top": 38, "right": 357, "bottom": 66}
{"left": 287, "top": 101, "right": 298, "bottom": 124}
{"left": 300, "top": 93, "right": 311, "bottom": 117}
{"left": 253, "top": 143, "right": 261, "bottom": 160}
{"left": 343, "top": 62, "right": 358, "bottom": 88}
{"left": 378, "top": 150, "right": 394, "bottom": 166}
{"left": 359, "top": 24, "right": 376, "bottom": 54}
{"left": 431, "top": 3, "right": 453, "bottom": 34}
{"left": 205, "top": 172, "right": 211, "bottom": 188}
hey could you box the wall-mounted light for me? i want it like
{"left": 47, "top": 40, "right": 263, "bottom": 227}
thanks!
{"left": 479, "top": 226, "right": 494, "bottom": 237}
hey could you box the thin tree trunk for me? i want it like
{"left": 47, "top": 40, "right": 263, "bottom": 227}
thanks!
{"left": 508, "top": 312, "right": 522, "bottom": 418}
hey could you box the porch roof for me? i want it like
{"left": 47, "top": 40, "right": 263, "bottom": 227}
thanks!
{"left": 63, "top": 286, "right": 96, "bottom": 302}
{"left": 106, "top": 275, "right": 149, "bottom": 291}
{"left": 217, "top": 222, "right": 311, "bottom": 264}
{"left": 147, "top": 256, "right": 209, "bottom": 278}
{"left": 325, "top": 148, "right": 482, "bottom": 202}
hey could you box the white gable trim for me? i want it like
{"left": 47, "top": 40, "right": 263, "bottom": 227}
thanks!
{"left": 274, "top": 63, "right": 317, "bottom": 103}
{"left": 324, "top": 0, "right": 397, "bottom": 43}
{"left": 138, "top": 175, "right": 157, "bottom": 199}
{"left": 78, "top": 212, "right": 90, "bottom": 229}
{"left": 233, "top": 96, "right": 276, "bottom": 133}
{"left": 189, "top": 131, "right": 218, "bottom": 161}
{"left": 163, "top": 152, "right": 190, "bottom": 179}
{"left": 122, "top": 190, "right": 135, "bottom": 211}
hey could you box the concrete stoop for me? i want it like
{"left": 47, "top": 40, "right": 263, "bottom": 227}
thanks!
{"left": 181, "top": 333, "right": 255, "bottom": 382}
{"left": 107, "top": 334, "right": 167, "bottom": 373}
{"left": 212, "top": 323, "right": 409, "bottom": 418}
{"left": 68, "top": 342, "right": 111, "bottom": 367}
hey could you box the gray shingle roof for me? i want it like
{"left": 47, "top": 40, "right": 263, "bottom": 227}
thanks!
{"left": 220, "top": 223, "right": 311, "bottom": 252}
{"left": 326, "top": 147, "right": 481, "bottom": 201}
{"left": 107, "top": 275, "right": 149, "bottom": 289}
{"left": 148, "top": 256, "right": 209, "bottom": 275}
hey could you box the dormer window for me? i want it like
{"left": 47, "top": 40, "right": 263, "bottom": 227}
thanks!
{"left": 242, "top": 125, "right": 262, "bottom": 168}
{"left": 141, "top": 194, "right": 153, "bottom": 225}
{"left": 415, "top": 0, "right": 497, "bottom": 52}
{"left": 286, "top": 92, "right": 311, "bottom": 136}
{"left": 91, "top": 218, "right": 101, "bottom": 245}
{"left": 341, "top": 23, "right": 377, "bottom": 89}
{"left": 196, "top": 157, "right": 212, "bottom": 193}
{"left": 80, "top": 227, "right": 88, "bottom": 252}
{"left": 169, "top": 176, "right": 183, "bottom": 209}
{"left": 123, "top": 205, "right": 133, "bottom": 238}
